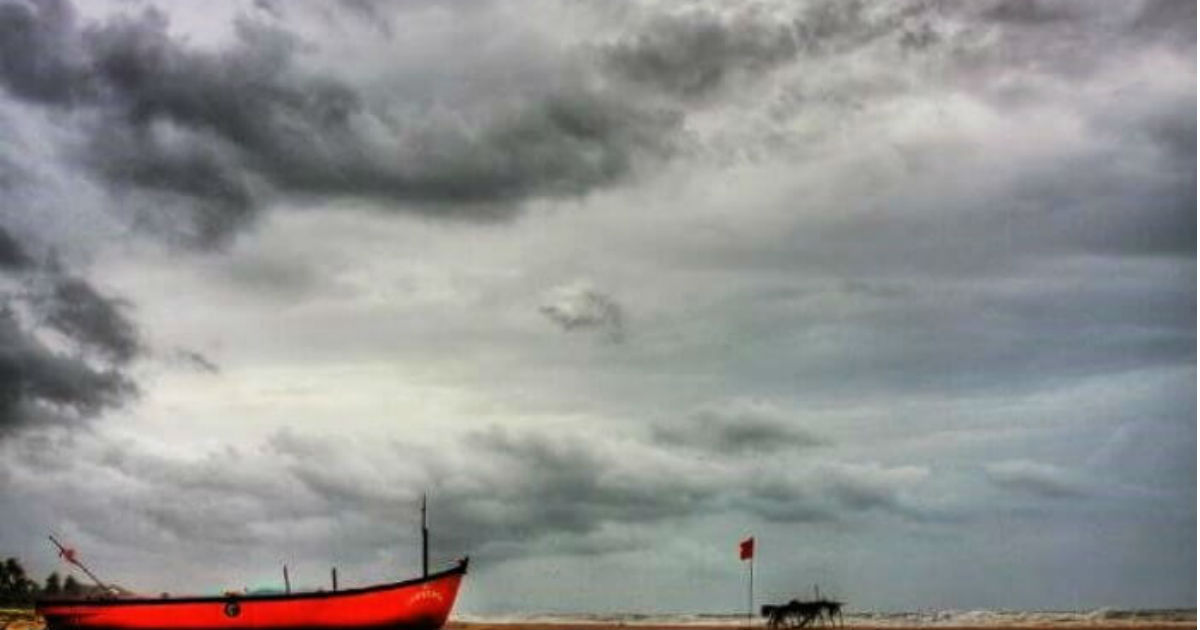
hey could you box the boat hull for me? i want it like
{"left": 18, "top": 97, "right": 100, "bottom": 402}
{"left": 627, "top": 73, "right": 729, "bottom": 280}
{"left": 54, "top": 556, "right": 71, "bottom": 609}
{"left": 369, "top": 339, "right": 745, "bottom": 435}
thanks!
{"left": 37, "top": 561, "right": 467, "bottom": 630}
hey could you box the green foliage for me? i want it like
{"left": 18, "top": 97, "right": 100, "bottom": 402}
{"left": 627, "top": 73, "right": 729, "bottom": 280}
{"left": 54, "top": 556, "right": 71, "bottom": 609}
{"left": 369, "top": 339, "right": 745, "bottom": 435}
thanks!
{"left": 0, "top": 556, "right": 108, "bottom": 606}
{"left": 43, "top": 572, "right": 61, "bottom": 597}
{"left": 0, "top": 557, "right": 38, "bottom": 606}
{"left": 62, "top": 575, "right": 82, "bottom": 597}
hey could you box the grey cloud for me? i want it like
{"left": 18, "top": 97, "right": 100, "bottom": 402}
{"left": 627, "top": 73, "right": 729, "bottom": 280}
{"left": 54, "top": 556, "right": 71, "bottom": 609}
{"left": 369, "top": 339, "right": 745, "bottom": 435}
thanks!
{"left": 0, "top": 230, "right": 141, "bottom": 433}
{"left": 440, "top": 428, "right": 710, "bottom": 549}
{"left": 736, "top": 479, "right": 835, "bottom": 523}
{"left": 784, "top": 0, "right": 966, "bottom": 60}
{"left": 0, "top": 225, "right": 31, "bottom": 269}
{"left": 30, "top": 436, "right": 362, "bottom": 555}
{"left": 251, "top": 427, "right": 713, "bottom": 561}
{"left": 217, "top": 250, "right": 323, "bottom": 299}
{"left": 821, "top": 463, "right": 930, "bottom": 513}
{"left": 963, "top": 0, "right": 1192, "bottom": 83}
{"left": 600, "top": 1, "right": 966, "bottom": 101}
{"left": 983, "top": 0, "right": 1082, "bottom": 25}
{"left": 0, "top": 0, "right": 91, "bottom": 105}
{"left": 602, "top": 11, "right": 799, "bottom": 99}
{"left": 13, "top": 427, "right": 706, "bottom": 563}
{"left": 86, "top": 123, "right": 257, "bottom": 248}
{"left": 272, "top": 91, "right": 676, "bottom": 210}
{"left": 0, "top": 420, "right": 1000, "bottom": 588}
{"left": 539, "top": 283, "right": 625, "bottom": 343}
{"left": 793, "top": 279, "right": 1189, "bottom": 398}
{"left": 1129, "top": 0, "right": 1195, "bottom": 45}
{"left": 39, "top": 275, "right": 141, "bottom": 363}
{"left": 0, "top": 304, "right": 135, "bottom": 433}
{"left": 170, "top": 349, "right": 218, "bottom": 373}
{"left": 737, "top": 463, "right": 932, "bottom": 523}
{"left": 0, "top": 1, "right": 682, "bottom": 247}
{"left": 792, "top": 0, "right": 905, "bottom": 53}
{"left": 985, "top": 460, "right": 1090, "bottom": 499}
{"left": 282, "top": 425, "right": 935, "bottom": 559}
{"left": 653, "top": 401, "right": 824, "bottom": 455}
{"left": 44, "top": 442, "right": 324, "bottom": 552}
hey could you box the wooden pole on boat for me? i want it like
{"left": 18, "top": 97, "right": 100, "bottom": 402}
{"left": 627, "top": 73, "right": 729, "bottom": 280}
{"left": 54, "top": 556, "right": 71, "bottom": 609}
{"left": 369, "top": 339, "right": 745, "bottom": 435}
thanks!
{"left": 283, "top": 565, "right": 291, "bottom": 594}
{"left": 421, "top": 494, "right": 429, "bottom": 578}
{"left": 331, "top": 567, "right": 338, "bottom": 591}
{"left": 48, "top": 535, "right": 108, "bottom": 591}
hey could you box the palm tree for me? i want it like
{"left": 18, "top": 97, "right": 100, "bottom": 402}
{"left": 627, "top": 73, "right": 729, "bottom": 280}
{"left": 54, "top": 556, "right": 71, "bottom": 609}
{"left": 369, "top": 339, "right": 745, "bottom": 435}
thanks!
{"left": 63, "top": 575, "right": 83, "bottom": 597}
{"left": 44, "top": 572, "right": 62, "bottom": 597}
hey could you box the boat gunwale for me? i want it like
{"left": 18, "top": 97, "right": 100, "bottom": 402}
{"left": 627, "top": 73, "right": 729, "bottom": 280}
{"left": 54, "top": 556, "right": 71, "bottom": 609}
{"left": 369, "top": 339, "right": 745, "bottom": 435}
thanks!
{"left": 36, "top": 559, "right": 468, "bottom": 609}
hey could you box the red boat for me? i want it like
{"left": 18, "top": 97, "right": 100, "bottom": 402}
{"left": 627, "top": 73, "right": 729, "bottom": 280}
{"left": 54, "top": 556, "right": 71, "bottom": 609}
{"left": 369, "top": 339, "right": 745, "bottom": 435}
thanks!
{"left": 38, "top": 498, "right": 467, "bottom": 630}
{"left": 36, "top": 558, "right": 468, "bottom": 630}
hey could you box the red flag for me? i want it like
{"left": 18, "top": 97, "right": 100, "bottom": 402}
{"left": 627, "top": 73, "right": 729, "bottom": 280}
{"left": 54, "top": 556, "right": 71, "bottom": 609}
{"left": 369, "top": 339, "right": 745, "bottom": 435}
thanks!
{"left": 739, "top": 536, "right": 754, "bottom": 560}
{"left": 60, "top": 546, "right": 78, "bottom": 565}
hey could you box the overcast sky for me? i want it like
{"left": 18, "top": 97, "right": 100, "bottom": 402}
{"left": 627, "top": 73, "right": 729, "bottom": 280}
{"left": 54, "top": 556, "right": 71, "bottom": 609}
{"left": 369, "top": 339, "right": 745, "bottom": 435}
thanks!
{"left": 0, "top": 0, "right": 1194, "bottom": 615}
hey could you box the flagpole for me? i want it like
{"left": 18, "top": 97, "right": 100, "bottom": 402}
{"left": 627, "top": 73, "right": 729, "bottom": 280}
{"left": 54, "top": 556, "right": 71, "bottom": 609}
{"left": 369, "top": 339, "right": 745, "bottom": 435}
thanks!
{"left": 738, "top": 536, "right": 755, "bottom": 629}
{"left": 747, "top": 554, "right": 754, "bottom": 629}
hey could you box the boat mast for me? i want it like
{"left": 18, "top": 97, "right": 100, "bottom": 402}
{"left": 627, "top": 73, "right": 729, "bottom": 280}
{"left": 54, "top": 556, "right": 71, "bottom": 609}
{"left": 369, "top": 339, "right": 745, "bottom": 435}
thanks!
{"left": 48, "top": 535, "right": 108, "bottom": 591}
{"left": 421, "top": 494, "right": 429, "bottom": 578}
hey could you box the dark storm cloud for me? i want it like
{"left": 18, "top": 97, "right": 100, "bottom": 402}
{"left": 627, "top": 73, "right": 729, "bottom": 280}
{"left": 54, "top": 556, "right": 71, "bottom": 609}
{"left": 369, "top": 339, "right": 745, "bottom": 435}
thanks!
{"left": 39, "top": 275, "right": 141, "bottom": 363}
{"left": 270, "top": 91, "right": 675, "bottom": 210}
{"left": 0, "top": 0, "right": 91, "bottom": 105}
{"left": 0, "top": 229, "right": 141, "bottom": 433}
{"left": 0, "top": 304, "right": 135, "bottom": 433}
{"left": 652, "top": 402, "right": 824, "bottom": 455}
{"left": 0, "top": 0, "right": 682, "bottom": 246}
{"left": 0, "top": 0, "right": 1187, "bottom": 250}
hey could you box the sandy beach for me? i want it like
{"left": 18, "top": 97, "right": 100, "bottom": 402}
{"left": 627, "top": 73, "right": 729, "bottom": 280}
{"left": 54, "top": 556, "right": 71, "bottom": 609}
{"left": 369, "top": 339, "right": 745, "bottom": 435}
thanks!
{"left": 445, "top": 624, "right": 1198, "bottom": 630}
{"left": 441, "top": 608, "right": 1198, "bottom": 630}
{"left": 444, "top": 618, "right": 1200, "bottom": 630}
{"left": 4, "top": 610, "right": 1193, "bottom": 630}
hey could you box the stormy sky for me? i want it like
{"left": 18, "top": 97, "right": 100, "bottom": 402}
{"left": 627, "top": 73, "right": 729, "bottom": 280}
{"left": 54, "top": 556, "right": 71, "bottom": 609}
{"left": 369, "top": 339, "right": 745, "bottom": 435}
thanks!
{"left": 0, "top": 0, "right": 1194, "bottom": 614}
